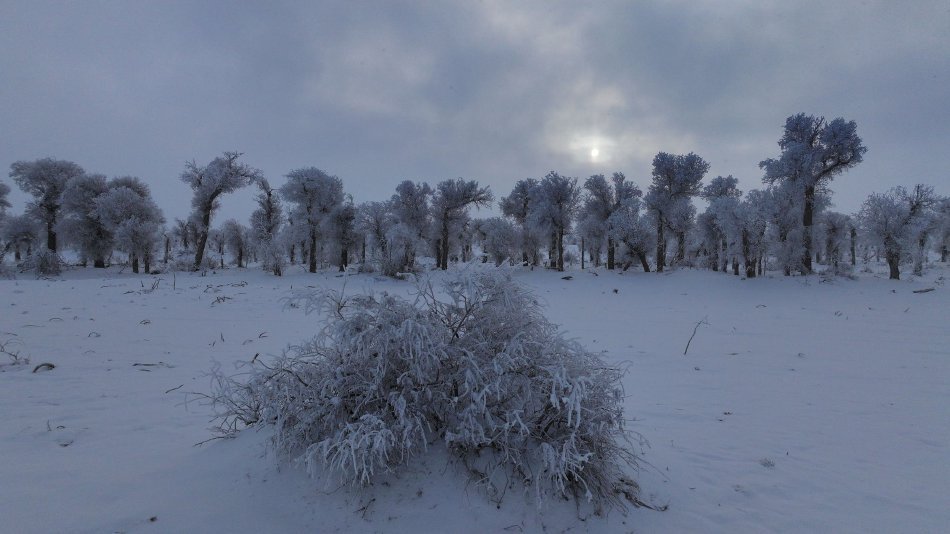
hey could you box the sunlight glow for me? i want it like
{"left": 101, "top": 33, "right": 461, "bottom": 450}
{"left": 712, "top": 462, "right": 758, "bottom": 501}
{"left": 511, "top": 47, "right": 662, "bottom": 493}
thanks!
{"left": 590, "top": 147, "right": 600, "bottom": 160}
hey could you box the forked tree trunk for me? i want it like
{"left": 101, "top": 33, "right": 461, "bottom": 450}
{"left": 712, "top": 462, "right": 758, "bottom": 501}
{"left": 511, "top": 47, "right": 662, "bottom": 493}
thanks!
{"left": 638, "top": 250, "right": 651, "bottom": 272}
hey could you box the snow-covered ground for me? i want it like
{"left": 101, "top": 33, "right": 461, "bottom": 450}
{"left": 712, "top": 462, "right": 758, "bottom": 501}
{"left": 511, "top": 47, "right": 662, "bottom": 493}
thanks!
{"left": 1, "top": 264, "right": 947, "bottom": 533}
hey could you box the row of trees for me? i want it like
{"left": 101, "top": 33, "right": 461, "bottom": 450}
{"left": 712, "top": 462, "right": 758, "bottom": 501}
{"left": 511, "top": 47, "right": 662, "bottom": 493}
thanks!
{"left": 2, "top": 113, "right": 947, "bottom": 279}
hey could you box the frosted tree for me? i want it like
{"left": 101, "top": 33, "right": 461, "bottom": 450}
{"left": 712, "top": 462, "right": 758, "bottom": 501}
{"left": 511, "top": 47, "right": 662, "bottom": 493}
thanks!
{"left": 858, "top": 185, "right": 935, "bottom": 280}
{"left": 96, "top": 178, "right": 165, "bottom": 274}
{"left": 9, "top": 158, "right": 85, "bottom": 251}
{"left": 221, "top": 219, "right": 249, "bottom": 268}
{"left": 355, "top": 201, "right": 393, "bottom": 268}
{"left": 500, "top": 178, "right": 541, "bottom": 265}
{"left": 476, "top": 217, "right": 516, "bottom": 266}
{"left": 387, "top": 180, "right": 432, "bottom": 274}
{"left": 57, "top": 174, "right": 112, "bottom": 268}
{"left": 324, "top": 198, "right": 357, "bottom": 272}
{"left": 736, "top": 190, "right": 769, "bottom": 277}
{"left": 581, "top": 173, "right": 639, "bottom": 269}
{"left": 934, "top": 197, "right": 950, "bottom": 263}
{"left": 431, "top": 178, "right": 493, "bottom": 270}
{"left": 249, "top": 178, "right": 284, "bottom": 276}
{"left": 2, "top": 214, "right": 39, "bottom": 261}
{"left": 819, "top": 211, "right": 853, "bottom": 273}
{"left": 905, "top": 185, "right": 940, "bottom": 276}
{"left": 181, "top": 152, "right": 262, "bottom": 271}
{"left": 576, "top": 213, "right": 606, "bottom": 268}
{"left": 760, "top": 113, "right": 866, "bottom": 274}
{"left": 529, "top": 172, "right": 580, "bottom": 272}
{"left": 644, "top": 152, "right": 708, "bottom": 271}
{"left": 699, "top": 175, "right": 741, "bottom": 271}
{"left": 607, "top": 195, "right": 652, "bottom": 271}
{"left": 0, "top": 182, "right": 10, "bottom": 215}
{"left": 280, "top": 167, "right": 344, "bottom": 273}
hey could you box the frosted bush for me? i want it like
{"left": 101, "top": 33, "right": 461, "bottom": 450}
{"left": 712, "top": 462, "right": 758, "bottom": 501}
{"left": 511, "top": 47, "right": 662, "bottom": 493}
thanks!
{"left": 19, "top": 249, "right": 63, "bottom": 277}
{"left": 209, "top": 267, "right": 641, "bottom": 512}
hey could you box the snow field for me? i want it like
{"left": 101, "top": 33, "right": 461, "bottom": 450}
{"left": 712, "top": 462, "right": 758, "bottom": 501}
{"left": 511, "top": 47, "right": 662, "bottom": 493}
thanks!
{"left": 1, "top": 265, "right": 947, "bottom": 533}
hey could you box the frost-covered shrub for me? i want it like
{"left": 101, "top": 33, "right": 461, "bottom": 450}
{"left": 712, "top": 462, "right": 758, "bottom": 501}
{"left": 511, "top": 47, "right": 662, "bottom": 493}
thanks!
{"left": 20, "top": 249, "right": 63, "bottom": 277}
{"left": 210, "top": 267, "right": 640, "bottom": 511}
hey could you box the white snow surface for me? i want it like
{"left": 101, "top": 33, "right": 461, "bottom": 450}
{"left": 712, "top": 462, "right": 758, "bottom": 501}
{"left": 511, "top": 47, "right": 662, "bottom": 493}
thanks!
{"left": 1, "top": 264, "right": 948, "bottom": 533}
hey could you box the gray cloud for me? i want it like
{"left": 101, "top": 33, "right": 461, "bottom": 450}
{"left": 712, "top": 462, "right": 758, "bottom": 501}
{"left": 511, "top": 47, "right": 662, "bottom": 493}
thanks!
{"left": 1, "top": 0, "right": 947, "bottom": 224}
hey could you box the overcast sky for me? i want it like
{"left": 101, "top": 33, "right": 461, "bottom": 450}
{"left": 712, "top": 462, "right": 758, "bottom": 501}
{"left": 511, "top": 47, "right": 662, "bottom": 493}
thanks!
{"left": 1, "top": 1, "right": 948, "bottom": 224}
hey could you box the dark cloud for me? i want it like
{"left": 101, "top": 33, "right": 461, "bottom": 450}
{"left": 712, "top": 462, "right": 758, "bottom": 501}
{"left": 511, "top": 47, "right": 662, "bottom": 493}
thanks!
{"left": 1, "top": 0, "right": 947, "bottom": 223}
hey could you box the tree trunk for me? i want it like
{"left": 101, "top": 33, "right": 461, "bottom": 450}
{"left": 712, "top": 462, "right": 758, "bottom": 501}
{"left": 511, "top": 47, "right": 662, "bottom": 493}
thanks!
{"left": 732, "top": 257, "right": 739, "bottom": 276}
{"left": 144, "top": 252, "right": 151, "bottom": 274}
{"left": 289, "top": 243, "right": 295, "bottom": 264}
{"left": 94, "top": 258, "right": 105, "bottom": 268}
{"left": 913, "top": 236, "right": 926, "bottom": 276}
{"left": 607, "top": 238, "right": 615, "bottom": 270}
{"left": 309, "top": 229, "right": 317, "bottom": 273}
{"left": 15, "top": 245, "right": 21, "bottom": 261}
{"left": 886, "top": 248, "right": 900, "bottom": 280}
{"left": 742, "top": 230, "right": 755, "bottom": 278}
{"left": 556, "top": 227, "right": 565, "bottom": 271}
{"left": 675, "top": 231, "right": 686, "bottom": 266}
{"left": 237, "top": 247, "right": 243, "bottom": 269}
{"left": 45, "top": 217, "right": 57, "bottom": 252}
{"left": 655, "top": 212, "right": 666, "bottom": 272}
{"left": 638, "top": 250, "right": 651, "bottom": 272}
{"left": 851, "top": 228, "right": 858, "bottom": 267}
{"left": 580, "top": 237, "right": 585, "bottom": 270}
{"left": 942, "top": 244, "right": 948, "bottom": 263}
{"left": 801, "top": 185, "right": 815, "bottom": 274}
{"left": 549, "top": 232, "right": 557, "bottom": 268}
{"left": 132, "top": 254, "right": 140, "bottom": 274}
{"left": 192, "top": 206, "right": 213, "bottom": 271}
{"left": 339, "top": 245, "right": 347, "bottom": 272}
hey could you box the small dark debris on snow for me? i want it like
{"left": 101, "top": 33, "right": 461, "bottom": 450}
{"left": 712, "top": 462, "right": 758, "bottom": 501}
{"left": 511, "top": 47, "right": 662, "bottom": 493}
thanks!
{"left": 561, "top": 275, "right": 573, "bottom": 280}
{"left": 913, "top": 288, "right": 935, "bottom": 294}
{"left": 613, "top": 288, "right": 619, "bottom": 294}
{"left": 32, "top": 362, "right": 55, "bottom": 373}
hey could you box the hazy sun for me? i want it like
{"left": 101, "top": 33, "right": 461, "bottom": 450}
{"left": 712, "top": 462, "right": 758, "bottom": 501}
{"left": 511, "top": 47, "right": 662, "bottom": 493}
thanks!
{"left": 590, "top": 147, "right": 600, "bottom": 160}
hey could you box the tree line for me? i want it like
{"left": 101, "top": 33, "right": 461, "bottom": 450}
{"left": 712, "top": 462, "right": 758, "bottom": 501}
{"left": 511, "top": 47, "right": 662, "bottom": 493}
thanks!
{"left": 1, "top": 113, "right": 948, "bottom": 280}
